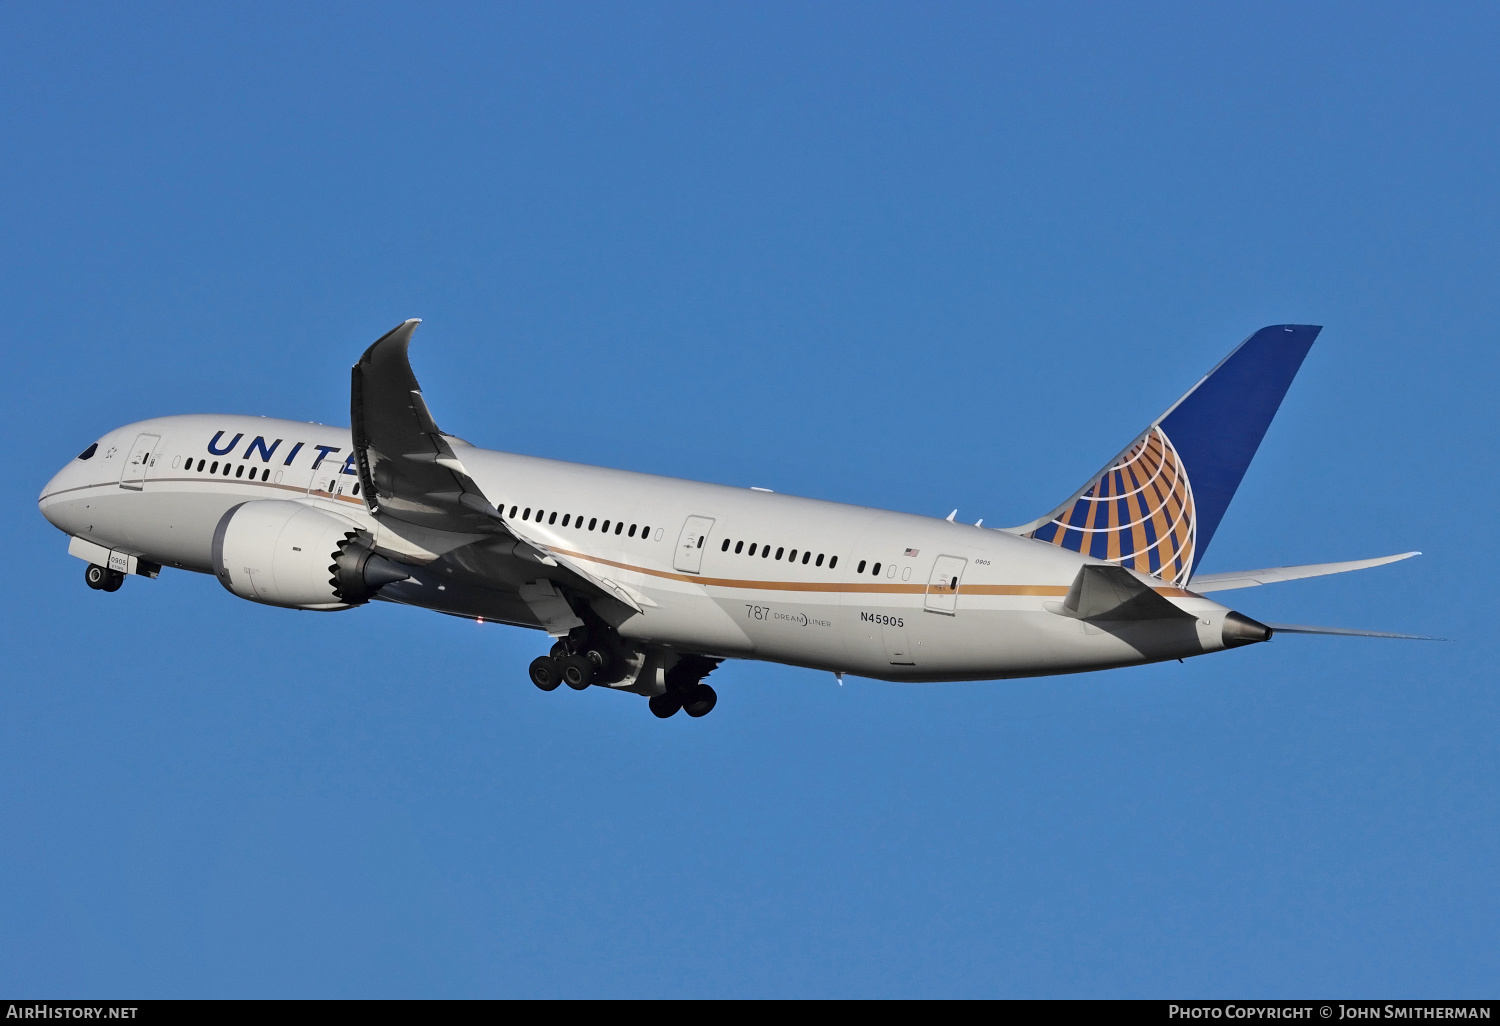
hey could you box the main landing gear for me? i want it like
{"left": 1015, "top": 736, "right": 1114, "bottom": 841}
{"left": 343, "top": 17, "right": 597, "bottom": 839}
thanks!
{"left": 648, "top": 654, "right": 720, "bottom": 720}
{"left": 647, "top": 683, "right": 716, "bottom": 719}
{"left": 528, "top": 649, "right": 597, "bottom": 691}
{"left": 529, "top": 629, "right": 624, "bottom": 693}
{"left": 527, "top": 632, "right": 721, "bottom": 719}
{"left": 84, "top": 564, "right": 124, "bottom": 592}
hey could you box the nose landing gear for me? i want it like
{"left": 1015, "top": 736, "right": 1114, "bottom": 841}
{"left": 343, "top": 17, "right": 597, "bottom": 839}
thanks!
{"left": 84, "top": 564, "right": 124, "bottom": 592}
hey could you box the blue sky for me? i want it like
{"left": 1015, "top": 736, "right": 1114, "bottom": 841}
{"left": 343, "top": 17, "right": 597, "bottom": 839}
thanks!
{"left": 3, "top": 2, "right": 1496, "bottom": 997}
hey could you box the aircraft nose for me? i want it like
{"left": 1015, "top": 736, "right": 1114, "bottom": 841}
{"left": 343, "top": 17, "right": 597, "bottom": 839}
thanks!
{"left": 38, "top": 464, "right": 75, "bottom": 526}
{"left": 40, "top": 459, "right": 72, "bottom": 499}
{"left": 38, "top": 443, "right": 97, "bottom": 529}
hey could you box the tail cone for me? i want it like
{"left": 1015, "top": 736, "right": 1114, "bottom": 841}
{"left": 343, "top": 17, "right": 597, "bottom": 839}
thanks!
{"left": 1222, "top": 611, "right": 1272, "bottom": 648}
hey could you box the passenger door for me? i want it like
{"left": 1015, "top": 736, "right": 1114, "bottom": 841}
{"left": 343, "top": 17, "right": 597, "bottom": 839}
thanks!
{"left": 924, "top": 554, "right": 968, "bottom": 615}
{"left": 118, "top": 433, "right": 161, "bottom": 491}
{"left": 673, "top": 516, "right": 716, "bottom": 574}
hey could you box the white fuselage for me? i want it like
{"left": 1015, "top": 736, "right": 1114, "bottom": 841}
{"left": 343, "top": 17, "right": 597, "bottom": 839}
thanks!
{"left": 40, "top": 414, "right": 1244, "bottom": 682}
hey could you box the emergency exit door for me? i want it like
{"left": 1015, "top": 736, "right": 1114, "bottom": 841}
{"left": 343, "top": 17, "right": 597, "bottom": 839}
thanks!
{"left": 118, "top": 433, "right": 160, "bottom": 491}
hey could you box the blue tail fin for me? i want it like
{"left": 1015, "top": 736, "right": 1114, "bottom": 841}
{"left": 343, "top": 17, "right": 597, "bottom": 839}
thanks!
{"left": 1013, "top": 324, "right": 1320, "bottom": 586}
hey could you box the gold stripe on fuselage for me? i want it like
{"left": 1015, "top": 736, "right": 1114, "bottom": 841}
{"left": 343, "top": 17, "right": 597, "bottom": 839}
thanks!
{"left": 544, "top": 546, "right": 1196, "bottom": 599}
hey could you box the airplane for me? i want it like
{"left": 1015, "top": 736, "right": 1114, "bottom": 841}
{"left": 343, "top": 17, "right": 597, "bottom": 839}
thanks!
{"left": 38, "top": 321, "right": 1428, "bottom": 719}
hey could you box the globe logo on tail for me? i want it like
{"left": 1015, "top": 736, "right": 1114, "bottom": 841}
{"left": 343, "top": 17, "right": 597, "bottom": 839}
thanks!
{"left": 1025, "top": 426, "right": 1197, "bottom": 588}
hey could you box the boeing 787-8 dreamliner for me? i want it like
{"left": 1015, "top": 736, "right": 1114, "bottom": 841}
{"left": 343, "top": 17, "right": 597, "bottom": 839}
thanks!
{"left": 38, "top": 322, "right": 1423, "bottom": 718}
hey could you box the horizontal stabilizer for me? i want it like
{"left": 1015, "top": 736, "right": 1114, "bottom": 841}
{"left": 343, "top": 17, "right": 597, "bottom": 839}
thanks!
{"left": 1267, "top": 622, "right": 1441, "bottom": 641}
{"left": 1055, "top": 564, "right": 1196, "bottom": 621}
{"left": 1190, "top": 552, "right": 1420, "bottom": 593}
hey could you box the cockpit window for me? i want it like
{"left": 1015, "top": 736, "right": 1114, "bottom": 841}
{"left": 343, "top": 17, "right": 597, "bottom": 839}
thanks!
{"left": 78, "top": 443, "right": 98, "bottom": 461}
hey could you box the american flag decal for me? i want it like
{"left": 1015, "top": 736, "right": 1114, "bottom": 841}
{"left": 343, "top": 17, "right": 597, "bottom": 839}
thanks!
{"left": 904, "top": 548, "right": 920, "bottom": 557}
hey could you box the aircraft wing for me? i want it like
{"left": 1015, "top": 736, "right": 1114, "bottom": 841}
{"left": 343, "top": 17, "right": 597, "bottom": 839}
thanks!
{"left": 1189, "top": 551, "right": 1419, "bottom": 593}
{"left": 351, "top": 319, "right": 505, "bottom": 534}
{"left": 351, "top": 319, "right": 642, "bottom": 624}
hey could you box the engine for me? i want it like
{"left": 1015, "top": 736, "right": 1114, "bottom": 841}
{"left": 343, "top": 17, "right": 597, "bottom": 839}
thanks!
{"left": 211, "top": 500, "right": 411, "bottom": 610}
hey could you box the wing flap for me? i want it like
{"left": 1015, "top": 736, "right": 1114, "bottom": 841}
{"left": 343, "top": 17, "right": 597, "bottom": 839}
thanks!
{"left": 502, "top": 518, "right": 645, "bottom": 616}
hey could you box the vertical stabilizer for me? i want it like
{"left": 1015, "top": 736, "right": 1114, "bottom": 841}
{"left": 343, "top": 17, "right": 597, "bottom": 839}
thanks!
{"left": 1011, "top": 324, "right": 1320, "bottom": 586}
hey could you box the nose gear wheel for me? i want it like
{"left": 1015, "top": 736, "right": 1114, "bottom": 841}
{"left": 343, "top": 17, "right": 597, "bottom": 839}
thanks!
{"left": 84, "top": 564, "right": 124, "bottom": 592}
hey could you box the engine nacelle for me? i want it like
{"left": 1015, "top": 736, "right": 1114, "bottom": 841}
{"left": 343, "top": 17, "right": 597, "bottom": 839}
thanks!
{"left": 211, "top": 500, "right": 410, "bottom": 610}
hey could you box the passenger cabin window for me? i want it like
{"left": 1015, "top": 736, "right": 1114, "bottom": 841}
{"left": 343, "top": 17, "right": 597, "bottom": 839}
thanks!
{"left": 509, "top": 505, "right": 518, "bottom": 517}
{"left": 589, "top": 518, "right": 598, "bottom": 531}
{"left": 549, "top": 512, "right": 558, "bottom": 525}
{"left": 857, "top": 560, "right": 866, "bottom": 573}
{"left": 871, "top": 562, "right": 881, "bottom": 575}
{"left": 562, "top": 514, "right": 571, "bottom": 526}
